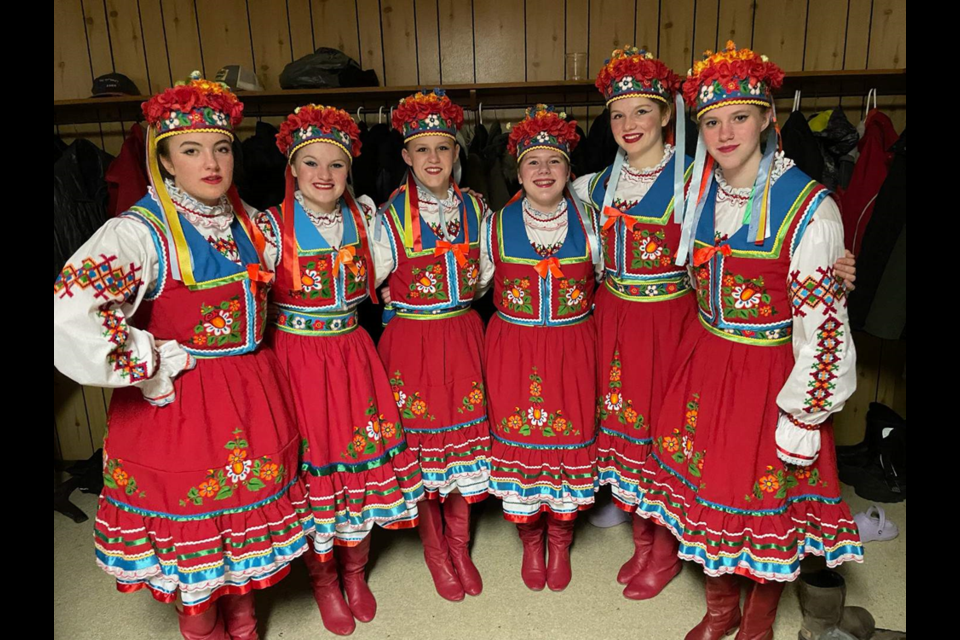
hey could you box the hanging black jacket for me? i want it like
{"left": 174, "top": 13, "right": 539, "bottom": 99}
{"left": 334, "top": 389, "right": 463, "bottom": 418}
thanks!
{"left": 486, "top": 120, "right": 505, "bottom": 154}
{"left": 376, "top": 128, "right": 408, "bottom": 205}
{"left": 814, "top": 108, "right": 860, "bottom": 190}
{"left": 54, "top": 140, "right": 115, "bottom": 280}
{"left": 781, "top": 110, "right": 826, "bottom": 183}
{"left": 483, "top": 136, "right": 515, "bottom": 211}
{"left": 464, "top": 152, "right": 490, "bottom": 201}
{"left": 569, "top": 125, "right": 588, "bottom": 178}
{"left": 352, "top": 122, "right": 382, "bottom": 202}
{"left": 583, "top": 110, "right": 620, "bottom": 174}
{"left": 681, "top": 115, "right": 699, "bottom": 159}
{"left": 54, "top": 135, "right": 67, "bottom": 164}
{"left": 469, "top": 123, "right": 490, "bottom": 157}
{"left": 236, "top": 121, "right": 287, "bottom": 212}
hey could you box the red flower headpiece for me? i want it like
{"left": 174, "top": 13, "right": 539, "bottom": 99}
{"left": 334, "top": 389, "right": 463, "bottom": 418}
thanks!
{"left": 142, "top": 72, "right": 244, "bottom": 140}
{"left": 392, "top": 89, "right": 465, "bottom": 142}
{"left": 508, "top": 105, "right": 580, "bottom": 161}
{"left": 595, "top": 46, "right": 682, "bottom": 106}
{"left": 683, "top": 42, "right": 785, "bottom": 119}
{"left": 276, "top": 104, "right": 363, "bottom": 160}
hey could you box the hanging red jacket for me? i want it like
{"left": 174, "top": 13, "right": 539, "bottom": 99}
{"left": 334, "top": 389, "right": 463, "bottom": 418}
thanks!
{"left": 106, "top": 123, "right": 148, "bottom": 216}
{"left": 840, "top": 110, "right": 899, "bottom": 254}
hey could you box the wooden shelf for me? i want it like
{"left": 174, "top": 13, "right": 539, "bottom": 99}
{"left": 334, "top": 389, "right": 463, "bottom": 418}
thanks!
{"left": 54, "top": 70, "right": 906, "bottom": 126}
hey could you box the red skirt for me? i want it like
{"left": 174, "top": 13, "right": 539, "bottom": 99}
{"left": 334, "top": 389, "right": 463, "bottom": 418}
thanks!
{"left": 636, "top": 323, "right": 864, "bottom": 582}
{"left": 95, "top": 348, "right": 309, "bottom": 615}
{"left": 378, "top": 310, "right": 492, "bottom": 502}
{"left": 486, "top": 316, "right": 599, "bottom": 523}
{"left": 595, "top": 284, "right": 697, "bottom": 512}
{"left": 269, "top": 324, "right": 424, "bottom": 559}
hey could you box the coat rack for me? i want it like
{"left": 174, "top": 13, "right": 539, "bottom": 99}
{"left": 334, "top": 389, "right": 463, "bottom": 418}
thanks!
{"left": 54, "top": 70, "right": 907, "bottom": 127}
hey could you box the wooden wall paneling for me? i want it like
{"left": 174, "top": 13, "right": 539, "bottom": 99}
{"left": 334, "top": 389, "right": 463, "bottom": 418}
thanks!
{"left": 381, "top": 0, "right": 420, "bottom": 86}
{"left": 55, "top": 420, "right": 63, "bottom": 461}
{"left": 55, "top": 0, "right": 104, "bottom": 144}
{"left": 869, "top": 0, "right": 907, "bottom": 131}
{"left": 693, "top": 0, "right": 721, "bottom": 65}
{"left": 82, "top": 0, "right": 123, "bottom": 152}
{"left": 55, "top": 0, "right": 95, "bottom": 100}
{"left": 659, "top": 0, "right": 696, "bottom": 74}
{"left": 868, "top": 0, "right": 906, "bottom": 69}
{"left": 804, "top": 1, "right": 851, "bottom": 121}
{"left": 844, "top": 0, "right": 872, "bottom": 68}
{"left": 54, "top": 371, "right": 94, "bottom": 462}
{"left": 311, "top": 0, "right": 362, "bottom": 63}
{"left": 718, "top": 0, "right": 756, "bottom": 49}
{"left": 288, "top": 0, "right": 316, "bottom": 60}
{"left": 565, "top": 0, "right": 589, "bottom": 65}
{"left": 588, "top": 0, "right": 637, "bottom": 73}
{"left": 195, "top": 0, "right": 254, "bottom": 73}
{"left": 438, "top": 0, "right": 476, "bottom": 83}
{"left": 415, "top": 0, "right": 442, "bottom": 84}
{"left": 475, "top": 0, "right": 526, "bottom": 83}
{"left": 565, "top": 0, "right": 591, "bottom": 127}
{"left": 104, "top": 0, "right": 151, "bottom": 91}
{"left": 249, "top": 0, "right": 294, "bottom": 90}
{"left": 162, "top": 0, "right": 206, "bottom": 81}
{"left": 877, "top": 339, "right": 907, "bottom": 416}
{"left": 834, "top": 332, "right": 881, "bottom": 445}
{"left": 139, "top": 0, "right": 174, "bottom": 92}
{"left": 357, "top": 0, "right": 387, "bottom": 84}
{"left": 527, "top": 0, "right": 565, "bottom": 82}
{"left": 752, "top": 0, "right": 807, "bottom": 72}
{"left": 636, "top": 0, "right": 661, "bottom": 55}
{"left": 804, "top": 0, "right": 848, "bottom": 71}
{"left": 588, "top": 1, "right": 638, "bottom": 142}
{"left": 84, "top": 387, "right": 109, "bottom": 452}
{"left": 83, "top": 0, "right": 115, "bottom": 79}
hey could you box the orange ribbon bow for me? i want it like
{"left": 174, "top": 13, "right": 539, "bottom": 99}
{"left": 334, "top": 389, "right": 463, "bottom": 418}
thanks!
{"left": 693, "top": 244, "right": 733, "bottom": 268}
{"left": 332, "top": 246, "right": 361, "bottom": 276}
{"left": 535, "top": 257, "right": 564, "bottom": 280}
{"left": 434, "top": 240, "right": 470, "bottom": 268}
{"left": 602, "top": 206, "right": 638, "bottom": 233}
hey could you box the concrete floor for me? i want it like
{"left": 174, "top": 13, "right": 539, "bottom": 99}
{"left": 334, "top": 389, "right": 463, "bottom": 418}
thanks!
{"left": 54, "top": 488, "right": 906, "bottom": 639}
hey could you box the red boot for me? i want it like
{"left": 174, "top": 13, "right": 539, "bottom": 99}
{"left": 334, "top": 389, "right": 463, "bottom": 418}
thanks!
{"left": 339, "top": 537, "right": 378, "bottom": 623}
{"left": 517, "top": 516, "right": 548, "bottom": 592}
{"left": 219, "top": 593, "right": 259, "bottom": 640}
{"left": 546, "top": 517, "right": 576, "bottom": 592}
{"left": 303, "top": 551, "right": 357, "bottom": 636}
{"left": 623, "top": 524, "right": 682, "bottom": 600}
{"left": 444, "top": 494, "right": 483, "bottom": 596}
{"left": 686, "top": 575, "right": 743, "bottom": 640}
{"left": 736, "top": 581, "right": 786, "bottom": 640}
{"left": 178, "top": 606, "right": 227, "bottom": 640}
{"left": 618, "top": 514, "right": 656, "bottom": 585}
{"left": 418, "top": 498, "right": 465, "bottom": 602}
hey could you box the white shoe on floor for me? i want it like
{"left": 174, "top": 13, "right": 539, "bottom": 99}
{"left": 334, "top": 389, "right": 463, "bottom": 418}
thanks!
{"left": 588, "top": 500, "right": 631, "bottom": 528}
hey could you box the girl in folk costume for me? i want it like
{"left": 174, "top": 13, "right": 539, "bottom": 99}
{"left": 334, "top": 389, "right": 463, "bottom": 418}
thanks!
{"left": 636, "top": 43, "right": 864, "bottom": 640}
{"left": 377, "top": 90, "right": 492, "bottom": 602}
{"left": 481, "top": 105, "right": 603, "bottom": 593}
{"left": 571, "top": 47, "right": 693, "bottom": 601}
{"left": 53, "top": 74, "right": 308, "bottom": 640}
{"left": 269, "top": 105, "right": 424, "bottom": 636}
